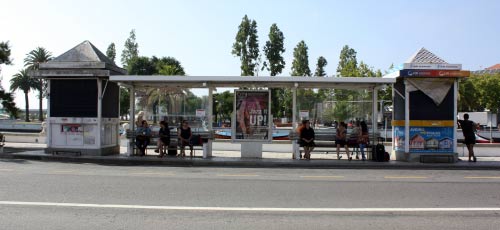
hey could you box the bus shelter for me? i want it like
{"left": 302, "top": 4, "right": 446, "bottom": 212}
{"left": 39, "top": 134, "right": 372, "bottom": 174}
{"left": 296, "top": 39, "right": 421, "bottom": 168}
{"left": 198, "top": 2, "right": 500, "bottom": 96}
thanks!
{"left": 110, "top": 75, "right": 395, "bottom": 158}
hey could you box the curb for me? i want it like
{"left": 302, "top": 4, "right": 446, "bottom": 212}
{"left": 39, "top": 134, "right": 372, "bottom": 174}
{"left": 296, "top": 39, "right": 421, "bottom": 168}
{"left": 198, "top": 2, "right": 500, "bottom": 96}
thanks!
{"left": 2, "top": 152, "right": 500, "bottom": 170}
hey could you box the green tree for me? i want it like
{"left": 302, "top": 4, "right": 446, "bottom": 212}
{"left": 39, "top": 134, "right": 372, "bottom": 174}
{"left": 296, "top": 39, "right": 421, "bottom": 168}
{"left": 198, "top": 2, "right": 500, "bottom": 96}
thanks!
{"left": 0, "top": 41, "right": 12, "bottom": 67}
{"left": 337, "top": 45, "right": 358, "bottom": 77}
{"left": 475, "top": 73, "right": 500, "bottom": 113}
{"left": 458, "top": 77, "right": 480, "bottom": 111}
{"left": 262, "top": 23, "right": 286, "bottom": 118}
{"left": 127, "top": 56, "right": 155, "bottom": 75}
{"left": 10, "top": 69, "right": 37, "bottom": 122}
{"left": 358, "top": 61, "right": 375, "bottom": 77}
{"left": 129, "top": 56, "right": 187, "bottom": 122}
{"left": 314, "top": 56, "right": 328, "bottom": 77}
{"left": 152, "top": 56, "right": 186, "bottom": 75}
{"left": 0, "top": 41, "right": 19, "bottom": 118}
{"left": 119, "top": 87, "right": 130, "bottom": 119}
{"left": 24, "top": 47, "right": 52, "bottom": 121}
{"left": 262, "top": 23, "right": 285, "bottom": 76}
{"left": 106, "top": 43, "right": 116, "bottom": 63}
{"left": 214, "top": 91, "right": 234, "bottom": 124}
{"left": 121, "top": 29, "right": 139, "bottom": 67}
{"left": 291, "top": 40, "right": 311, "bottom": 76}
{"left": 331, "top": 101, "right": 352, "bottom": 122}
{"left": 0, "top": 90, "right": 19, "bottom": 118}
{"left": 232, "top": 15, "right": 259, "bottom": 76}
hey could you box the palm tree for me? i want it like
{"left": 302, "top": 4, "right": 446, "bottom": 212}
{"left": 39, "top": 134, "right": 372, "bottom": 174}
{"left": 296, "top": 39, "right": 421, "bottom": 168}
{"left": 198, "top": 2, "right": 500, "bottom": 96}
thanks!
{"left": 10, "top": 69, "right": 37, "bottom": 122}
{"left": 24, "top": 47, "right": 52, "bottom": 121}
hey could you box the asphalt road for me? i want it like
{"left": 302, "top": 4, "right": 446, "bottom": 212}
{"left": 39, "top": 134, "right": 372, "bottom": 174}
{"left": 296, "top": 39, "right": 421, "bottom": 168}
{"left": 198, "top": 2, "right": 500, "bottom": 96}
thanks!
{"left": 1, "top": 160, "right": 500, "bottom": 230}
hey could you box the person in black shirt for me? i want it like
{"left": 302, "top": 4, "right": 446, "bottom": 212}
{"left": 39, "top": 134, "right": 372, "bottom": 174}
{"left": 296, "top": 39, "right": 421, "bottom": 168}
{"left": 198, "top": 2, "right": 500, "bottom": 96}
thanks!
{"left": 156, "top": 121, "right": 170, "bottom": 158}
{"left": 178, "top": 120, "right": 193, "bottom": 157}
{"left": 458, "top": 113, "right": 477, "bottom": 162}
{"left": 299, "top": 120, "right": 315, "bottom": 160}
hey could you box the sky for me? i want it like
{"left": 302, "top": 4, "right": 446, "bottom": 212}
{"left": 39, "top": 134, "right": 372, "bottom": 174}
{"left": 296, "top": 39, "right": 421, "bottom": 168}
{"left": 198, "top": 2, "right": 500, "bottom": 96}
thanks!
{"left": 1, "top": 0, "right": 499, "bottom": 110}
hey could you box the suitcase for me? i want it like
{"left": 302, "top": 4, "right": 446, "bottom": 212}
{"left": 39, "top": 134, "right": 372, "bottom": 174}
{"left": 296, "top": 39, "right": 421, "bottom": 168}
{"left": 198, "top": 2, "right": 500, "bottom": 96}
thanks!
{"left": 372, "top": 138, "right": 385, "bottom": 162}
{"left": 167, "top": 144, "right": 177, "bottom": 156}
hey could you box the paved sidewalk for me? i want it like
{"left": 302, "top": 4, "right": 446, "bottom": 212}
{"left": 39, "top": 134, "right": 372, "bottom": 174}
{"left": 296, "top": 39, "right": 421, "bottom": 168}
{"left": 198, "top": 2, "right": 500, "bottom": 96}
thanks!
{"left": 1, "top": 142, "right": 500, "bottom": 170}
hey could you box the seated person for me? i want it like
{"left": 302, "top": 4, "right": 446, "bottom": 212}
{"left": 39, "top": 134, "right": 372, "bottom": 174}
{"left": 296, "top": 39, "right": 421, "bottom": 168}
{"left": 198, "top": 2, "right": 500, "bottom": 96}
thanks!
{"left": 156, "top": 121, "right": 170, "bottom": 157}
{"left": 177, "top": 120, "right": 193, "bottom": 157}
{"left": 299, "top": 120, "right": 315, "bottom": 160}
{"left": 135, "top": 120, "right": 151, "bottom": 156}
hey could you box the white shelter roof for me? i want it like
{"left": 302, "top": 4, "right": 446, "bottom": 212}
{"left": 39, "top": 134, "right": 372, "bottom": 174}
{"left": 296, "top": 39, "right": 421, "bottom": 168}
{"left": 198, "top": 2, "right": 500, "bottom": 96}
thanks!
{"left": 109, "top": 75, "right": 395, "bottom": 90}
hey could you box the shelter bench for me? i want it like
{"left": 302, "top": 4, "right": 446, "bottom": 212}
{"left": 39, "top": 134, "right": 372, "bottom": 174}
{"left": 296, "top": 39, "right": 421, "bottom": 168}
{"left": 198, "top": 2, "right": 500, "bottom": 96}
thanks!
{"left": 289, "top": 131, "right": 374, "bottom": 158}
{"left": 126, "top": 130, "right": 213, "bottom": 156}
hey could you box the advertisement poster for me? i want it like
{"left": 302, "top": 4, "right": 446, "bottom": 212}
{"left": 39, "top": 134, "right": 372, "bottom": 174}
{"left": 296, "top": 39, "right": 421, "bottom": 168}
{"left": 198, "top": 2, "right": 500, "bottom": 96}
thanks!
{"left": 233, "top": 90, "right": 271, "bottom": 141}
{"left": 61, "top": 124, "right": 83, "bottom": 133}
{"left": 394, "top": 125, "right": 454, "bottom": 153}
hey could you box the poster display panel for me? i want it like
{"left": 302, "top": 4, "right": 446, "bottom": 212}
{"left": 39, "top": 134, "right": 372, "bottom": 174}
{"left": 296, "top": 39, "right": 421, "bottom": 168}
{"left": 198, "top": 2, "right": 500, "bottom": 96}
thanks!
{"left": 233, "top": 90, "right": 271, "bottom": 141}
{"left": 394, "top": 125, "right": 454, "bottom": 153}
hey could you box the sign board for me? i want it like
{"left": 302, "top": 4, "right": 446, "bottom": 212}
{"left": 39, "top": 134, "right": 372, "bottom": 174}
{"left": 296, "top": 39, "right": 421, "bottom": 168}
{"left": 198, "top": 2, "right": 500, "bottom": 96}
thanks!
{"left": 299, "top": 110, "right": 309, "bottom": 119}
{"left": 403, "top": 63, "right": 462, "bottom": 70}
{"left": 394, "top": 125, "right": 454, "bottom": 153}
{"left": 233, "top": 90, "right": 271, "bottom": 142}
{"left": 196, "top": 109, "right": 206, "bottom": 117}
{"left": 400, "top": 70, "right": 470, "bottom": 78}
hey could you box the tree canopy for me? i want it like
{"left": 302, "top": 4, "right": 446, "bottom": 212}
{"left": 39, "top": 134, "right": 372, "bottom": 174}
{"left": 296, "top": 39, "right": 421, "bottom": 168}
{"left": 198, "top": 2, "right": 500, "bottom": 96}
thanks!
{"left": 232, "top": 15, "right": 259, "bottom": 76}
{"left": 337, "top": 45, "right": 358, "bottom": 77}
{"left": 314, "top": 56, "right": 328, "bottom": 77}
{"left": 106, "top": 43, "right": 116, "bottom": 63}
{"left": 0, "top": 41, "right": 12, "bottom": 66}
{"left": 121, "top": 29, "right": 139, "bottom": 67}
{"left": 291, "top": 40, "right": 311, "bottom": 76}
{"left": 24, "top": 47, "right": 52, "bottom": 121}
{"left": 10, "top": 69, "right": 37, "bottom": 122}
{"left": 262, "top": 23, "right": 285, "bottom": 76}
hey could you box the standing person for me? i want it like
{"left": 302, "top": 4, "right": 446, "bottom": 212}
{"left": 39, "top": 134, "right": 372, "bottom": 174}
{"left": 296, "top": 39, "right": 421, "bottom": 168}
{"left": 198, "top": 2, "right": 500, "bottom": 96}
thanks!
{"left": 458, "top": 113, "right": 477, "bottom": 162}
{"left": 294, "top": 121, "right": 304, "bottom": 159}
{"left": 348, "top": 121, "right": 361, "bottom": 160}
{"left": 335, "top": 122, "right": 350, "bottom": 160}
{"left": 299, "top": 120, "right": 315, "bottom": 160}
{"left": 178, "top": 120, "right": 193, "bottom": 157}
{"left": 135, "top": 120, "right": 151, "bottom": 156}
{"left": 156, "top": 121, "right": 170, "bottom": 158}
{"left": 358, "top": 121, "right": 369, "bottom": 161}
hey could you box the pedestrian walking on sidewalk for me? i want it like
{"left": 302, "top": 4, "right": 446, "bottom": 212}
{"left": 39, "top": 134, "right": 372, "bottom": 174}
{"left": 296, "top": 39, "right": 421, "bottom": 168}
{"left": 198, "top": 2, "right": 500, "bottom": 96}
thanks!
{"left": 458, "top": 113, "right": 477, "bottom": 162}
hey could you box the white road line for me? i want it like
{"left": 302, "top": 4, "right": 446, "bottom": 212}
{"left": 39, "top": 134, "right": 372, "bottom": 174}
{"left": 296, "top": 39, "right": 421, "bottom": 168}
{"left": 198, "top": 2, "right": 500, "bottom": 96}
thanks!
{"left": 384, "top": 176, "right": 428, "bottom": 179}
{"left": 464, "top": 176, "right": 500, "bottom": 179}
{"left": 1, "top": 201, "right": 499, "bottom": 212}
{"left": 0, "top": 169, "right": 14, "bottom": 171}
{"left": 301, "top": 176, "right": 344, "bottom": 179}
{"left": 217, "top": 174, "right": 259, "bottom": 177}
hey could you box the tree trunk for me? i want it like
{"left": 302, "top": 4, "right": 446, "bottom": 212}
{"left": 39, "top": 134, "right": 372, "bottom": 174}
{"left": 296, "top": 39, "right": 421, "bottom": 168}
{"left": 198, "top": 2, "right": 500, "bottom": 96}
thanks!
{"left": 24, "top": 91, "right": 30, "bottom": 122}
{"left": 38, "top": 80, "right": 44, "bottom": 122}
{"left": 39, "top": 88, "right": 43, "bottom": 122}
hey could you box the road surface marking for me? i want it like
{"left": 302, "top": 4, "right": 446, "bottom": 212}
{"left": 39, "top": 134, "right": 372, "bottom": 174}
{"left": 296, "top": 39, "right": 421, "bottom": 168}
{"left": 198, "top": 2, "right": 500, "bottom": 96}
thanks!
{"left": 464, "top": 176, "right": 500, "bottom": 179}
{"left": 301, "top": 176, "right": 344, "bottom": 179}
{"left": 0, "top": 169, "right": 14, "bottom": 171}
{"left": 50, "top": 170, "right": 76, "bottom": 174}
{"left": 384, "top": 176, "right": 428, "bottom": 179}
{"left": 1, "top": 201, "right": 500, "bottom": 212}
{"left": 217, "top": 174, "right": 259, "bottom": 177}
{"left": 129, "top": 172, "right": 175, "bottom": 176}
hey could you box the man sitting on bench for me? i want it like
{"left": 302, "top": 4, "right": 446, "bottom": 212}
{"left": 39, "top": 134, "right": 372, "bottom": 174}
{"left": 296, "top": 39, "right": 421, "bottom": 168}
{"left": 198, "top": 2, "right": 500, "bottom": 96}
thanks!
{"left": 178, "top": 120, "right": 193, "bottom": 157}
{"left": 299, "top": 120, "right": 315, "bottom": 160}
